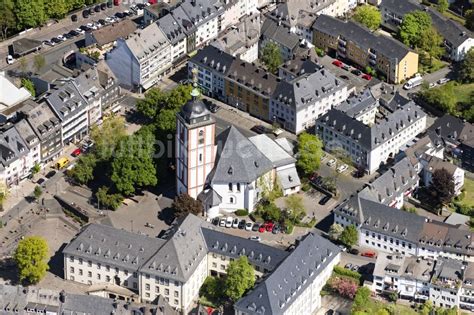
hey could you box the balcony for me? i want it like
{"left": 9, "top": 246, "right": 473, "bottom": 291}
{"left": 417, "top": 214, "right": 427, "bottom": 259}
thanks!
{"left": 338, "top": 38, "right": 346, "bottom": 46}
{"left": 338, "top": 45, "right": 346, "bottom": 53}
{"left": 369, "top": 59, "right": 376, "bottom": 66}
{"left": 369, "top": 51, "right": 377, "bottom": 59}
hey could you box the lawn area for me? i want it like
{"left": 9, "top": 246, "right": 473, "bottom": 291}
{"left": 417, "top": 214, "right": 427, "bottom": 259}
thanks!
{"left": 460, "top": 178, "right": 474, "bottom": 209}
{"left": 419, "top": 57, "right": 447, "bottom": 74}
{"left": 357, "top": 298, "right": 419, "bottom": 315}
{"left": 453, "top": 83, "right": 474, "bottom": 105}
{"left": 443, "top": 10, "right": 465, "bottom": 25}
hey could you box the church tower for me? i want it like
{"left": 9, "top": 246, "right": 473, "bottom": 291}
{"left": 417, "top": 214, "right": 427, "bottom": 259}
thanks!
{"left": 175, "top": 78, "right": 216, "bottom": 199}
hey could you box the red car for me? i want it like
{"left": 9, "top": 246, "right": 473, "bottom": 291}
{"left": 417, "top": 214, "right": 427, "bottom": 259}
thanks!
{"left": 361, "top": 251, "right": 376, "bottom": 258}
{"left": 258, "top": 225, "right": 266, "bottom": 233}
{"left": 362, "top": 74, "right": 372, "bottom": 81}
{"left": 71, "top": 148, "right": 82, "bottom": 157}
{"left": 265, "top": 222, "right": 274, "bottom": 232}
{"left": 332, "top": 60, "right": 343, "bottom": 67}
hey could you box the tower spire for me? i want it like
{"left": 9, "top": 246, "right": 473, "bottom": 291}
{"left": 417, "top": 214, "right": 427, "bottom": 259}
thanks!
{"left": 190, "top": 68, "right": 200, "bottom": 99}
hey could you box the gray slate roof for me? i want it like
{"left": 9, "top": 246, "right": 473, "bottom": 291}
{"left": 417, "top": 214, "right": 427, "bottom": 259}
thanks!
{"left": 279, "top": 55, "right": 321, "bottom": 78}
{"left": 273, "top": 68, "right": 345, "bottom": 111}
{"left": 13, "top": 119, "right": 38, "bottom": 150}
{"left": 62, "top": 223, "right": 165, "bottom": 272}
{"left": 178, "top": 0, "right": 223, "bottom": 30}
{"left": 336, "top": 89, "right": 377, "bottom": 118}
{"left": 210, "top": 126, "right": 273, "bottom": 184}
{"left": 248, "top": 134, "right": 295, "bottom": 168}
{"left": 157, "top": 13, "right": 187, "bottom": 44}
{"left": 313, "top": 14, "right": 413, "bottom": 60}
{"left": 202, "top": 227, "right": 289, "bottom": 270}
{"left": 124, "top": 23, "right": 169, "bottom": 61}
{"left": 318, "top": 102, "right": 426, "bottom": 150}
{"left": 190, "top": 45, "right": 235, "bottom": 75}
{"left": 234, "top": 232, "right": 340, "bottom": 315}
{"left": 0, "top": 125, "right": 29, "bottom": 170}
{"left": 267, "top": 0, "right": 335, "bottom": 28}
{"left": 45, "top": 79, "right": 88, "bottom": 121}
{"left": 140, "top": 214, "right": 209, "bottom": 282}
{"left": 261, "top": 18, "right": 300, "bottom": 50}
{"left": 21, "top": 101, "right": 61, "bottom": 142}
{"left": 428, "top": 114, "right": 471, "bottom": 146}
{"left": 227, "top": 59, "right": 280, "bottom": 98}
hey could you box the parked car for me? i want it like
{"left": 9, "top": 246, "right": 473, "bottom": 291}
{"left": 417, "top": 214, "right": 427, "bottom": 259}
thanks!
{"left": 272, "top": 224, "right": 280, "bottom": 234}
{"left": 82, "top": 9, "right": 90, "bottom": 18}
{"left": 94, "top": 5, "right": 101, "bottom": 12}
{"left": 361, "top": 74, "right": 372, "bottom": 81}
{"left": 225, "top": 216, "right": 233, "bottom": 228}
{"left": 336, "top": 164, "right": 348, "bottom": 173}
{"left": 342, "top": 64, "right": 350, "bottom": 71}
{"left": 319, "top": 195, "right": 331, "bottom": 205}
{"left": 45, "top": 170, "right": 56, "bottom": 178}
{"left": 219, "top": 218, "right": 226, "bottom": 227}
{"left": 63, "top": 33, "right": 73, "bottom": 40}
{"left": 265, "top": 221, "right": 274, "bottom": 232}
{"left": 249, "top": 236, "right": 261, "bottom": 242}
{"left": 137, "top": 3, "right": 146, "bottom": 9}
{"left": 51, "top": 37, "right": 62, "bottom": 44}
{"left": 43, "top": 40, "right": 55, "bottom": 46}
{"left": 98, "top": 19, "right": 107, "bottom": 25}
{"left": 361, "top": 251, "right": 377, "bottom": 258}
{"left": 86, "top": 23, "right": 97, "bottom": 30}
{"left": 251, "top": 125, "right": 267, "bottom": 134}
{"left": 71, "top": 148, "right": 82, "bottom": 157}
{"left": 437, "top": 77, "right": 450, "bottom": 85}
{"left": 36, "top": 178, "right": 46, "bottom": 185}
{"left": 57, "top": 34, "right": 66, "bottom": 41}
{"left": 238, "top": 219, "right": 246, "bottom": 229}
{"left": 75, "top": 28, "right": 85, "bottom": 34}
{"left": 212, "top": 217, "right": 219, "bottom": 226}
{"left": 332, "top": 60, "right": 343, "bottom": 67}
{"left": 69, "top": 30, "right": 80, "bottom": 37}
{"left": 115, "top": 12, "right": 124, "bottom": 19}
{"left": 351, "top": 69, "right": 362, "bottom": 76}
{"left": 80, "top": 25, "right": 91, "bottom": 32}
{"left": 338, "top": 244, "right": 347, "bottom": 252}
{"left": 351, "top": 265, "right": 359, "bottom": 272}
{"left": 100, "top": 3, "right": 107, "bottom": 10}
{"left": 105, "top": 17, "right": 114, "bottom": 23}
{"left": 71, "top": 14, "right": 78, "bottom": 22}
{"left": 258, "top": 225, "right": 265, "bottom": 233}
{"left": 232, "top": 218, "right": 239, "bottom": 228}
{"left": 349, "top": 248, "right": 359, "bottom": 255}
{"left": 6, "top": 55, "right": 14, "bottom": 64}
{"left": 344, "top": 263, "right": 353, "bottom": 269}
{"left": 327, "top": 159, "right": 336, "bottom": 167}
{"left": 252, "top": 222, "right": 260, "bottom": 232}
{"left": 209, "top": 104, "right": 220, "bottom": 113}
{"left": 339, "top": 75, "right": 349, "bottom": 80}
{"left": 245, "top": 222, "right": 253, "bottom": 231}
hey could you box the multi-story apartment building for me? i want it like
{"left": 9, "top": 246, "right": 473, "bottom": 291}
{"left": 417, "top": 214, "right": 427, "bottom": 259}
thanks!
{"left": 106, "top": 23, "right": 172, "bottom": 91}
{"left": 12, "top": 119, "right": 41, "bottom": 176}
{"left": 312, "top": 15, "right": 419, "bottom": 84}
{"left": 278, "top": 53, "right": 321, "bottom": 81}
{"left": 380, "top": 0, "right": 474, "bottom": 61}
{"left": 334, "top": 195, "right": 474, "bottom": 262}
{"left": 316, "top": 101, "right": 427, "bottom": 174}
{"left": 225, "top": 59, "right": 280, "bottom": 121}
{"left": 188, "top": 45, "right": 234, "bottom": 100}
{"left": 271, "top": 67, "right": 348, "bottom": 134}
{"left": 211, "top": 13, "right": 260, "bottom": 63}
{"left": 419, "top": 154, "right": 465, "bottom": 196}
{"left": 157, "top": 13, "right": 188, "bottom": 64}
{"left": 373, "top": 253, "right": 474, "bottom": 311}
{"left": 20, "top": 101, "right": 62, "bottom": 163}
{"left": 64, "top": 214, "right": 339, "bottom": 314}
{"left": 0, "top": 125, "right": 32, "bottom": 187}
{"left": 44, "top": 80, "right": 89, "bottom": 145}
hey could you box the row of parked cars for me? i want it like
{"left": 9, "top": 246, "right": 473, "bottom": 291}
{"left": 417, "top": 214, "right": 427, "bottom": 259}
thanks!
{"left": 332, "top": 59, "right": 372, "bottom": 81}
{"left": 212, "top": 217, "right": 283, "bottom": 239}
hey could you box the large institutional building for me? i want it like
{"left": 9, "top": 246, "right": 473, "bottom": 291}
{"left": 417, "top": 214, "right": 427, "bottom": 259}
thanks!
{"left": 63, "top": 214, "right": 340, "bottom": 314}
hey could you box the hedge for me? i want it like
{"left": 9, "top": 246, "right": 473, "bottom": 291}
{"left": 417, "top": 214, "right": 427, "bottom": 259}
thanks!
{"left": 235, "top": 209, "right": 249, "bottom": 216}
{"left": 333, "top": 266, "right": 362, "bottom": 281}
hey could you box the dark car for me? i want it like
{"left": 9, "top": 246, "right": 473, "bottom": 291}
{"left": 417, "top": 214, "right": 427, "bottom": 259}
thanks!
{"left": 319, "top": 195, "right": 331, "bottom": 205}
{"left": 351, "top": 69, "right": 362, "bottom": 76}
{"left": 36, "top": 178, "right": 46, "bottom": 185}
{"left": 80, "top": 25, "right": 91, "bottom": 31}
{"left": 212, "top": 217, "right": 219, "bottom": 226}
{"left": 63, "top": 32, "right": 73, "bottom": 39}
{"left": 100, "top": 3, "right": 107, "bottom": 10}
{"left": 82, "top": 9, "right": 90, "bottom": 18}
{"left": 349, "top": 248, "right": 359, "bottom": 255}
{"left": 272, "top": 224, "right": 280, "bottom": 234}
{"left": 238, "top": 219, "right": 246, "bottom": 229}
{"left": 115, "top": 12, "right": 124, "bottom": 19}
{"left": 251, "top": 125, "right": 267, "bottom": 134}
{"left": 94, "top": 5, "right": 101, "bottom": 12}
{"left": 51, "top": 37, "right": 62, "bottom": 44}
{"left": 69, "top": 30, "right": 80, "bottom": 37}
{"left": 339, "top": 75, "right": 349, "bottom": 80}
{"left": 137, "top": 3, "right": 146, "bottom": 9}
{"left": 71, "top": 14, "right": 78, "bottom": 22}
{"left": 45, "top": 170, "right": 56, "bottom": 179}
{"left": 209, "top": 104, "right": 220, "bottom": 113}
{"left": 107, "top": 1, "right": 113, "bottom": 7}
{"left": 252, "top": 222, "right": 260, "bottom": 232}
{"left": 98, "top": 19, "right": 107, "bottom": 25}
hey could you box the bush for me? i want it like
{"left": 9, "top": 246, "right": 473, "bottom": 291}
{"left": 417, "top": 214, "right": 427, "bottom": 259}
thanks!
{"left": 235, "top": 209, "right": 249, "bottom": 216}
{"left": 284, "top": 219, "right": 294, "bottom": 234}
{"left": 327, "top": 276, "right": 358, "bottom": 299}
{"left": 333, "top": 266, "right": 362, "bottom": 281}
{"left": 199, "top": 276, "right": 224, "bottom": 302}
{"left": 315, "top": 47, "right": 325, "bottom": 57}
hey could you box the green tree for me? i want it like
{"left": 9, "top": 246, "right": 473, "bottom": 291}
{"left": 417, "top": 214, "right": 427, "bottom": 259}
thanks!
{"left": 136, "top": 88, "right": 167, "bottom": 119}
{"left": 31, "top": 163, "right": 41, "bottom": 175}
{"left": 172, "top": 193, "right": 203, "bottom": 218}
{"left": 14, "top": 236, "right": 49, "bottom": 284}
{"left": 90, "top": 115, "right": 126, "bottom": 160}
{"left": 261, "top": 42, "right": 283, "bottom": 73}
{"left": 353, "top": 5, "right": 381, "bottom": 31}
{"left": 418, "top": 27, "right": 444, "bottom": 65}
{"left": 296, "top": 132, "right": 323, "bottom": 176}
{"left": 0, "top": 0, "right": 16, "bottom": 40}
{"left": 352, "top": 287, "right": 371, "bottom": 313}
{"left": 70, "top": 154, "right": 97, "bottom": 185}
{"left": 67, "top": 0, "right": 85, "bottom": 10}
{"left": 199, "top": 276, "right": 224, "bottom": 302}
{"left": 21, "top": 78, "right": 35, "bottom": 97}
{"left": 33, "top": 185, "right": 42, "bottom": 200}
{"left": 15, "top": 0, "right": 47, "bottom": 29}
{"left": 398, "top": 11, "right": 432, "bottom": 48}
{"left": 33, "top": 54, "right": 46, "bottom": 74}
{"left": 96, "top": 186, "right": 123, "bottom": 210}
{"left": 437, "top": 0, "right": 449, "bottom": 13}
{"left": 156, "top": 108, "right": 178, "bottom": 133}
{"left": 0, "top": 183, "right": 8, "bottom": 211}
{"left": 224, "top": 256, "right": 255, "bottom": 301}
{"left": 166, "top": 84, "right": 193, "bottom": 110}
{"left": 419, "top": 300, "right": 433, "bottom": 315}
{"left": 18, "top": 57, "right": 28, "bottom": 72}
{"left": 419, "top": 82, "right": 457, "bottom": 114}
{"left": 466, "top": 10, "right": 474, "bottom": 32}
{"left": 259, "top": 201, "right": 281, "bottom": 222}
{"left": 284, "top": 194, "right": 306, "bottom": 222}
{"left": 45, "top": 0, "right": 68, "bottom": 18}
{"left": 460, "top": 48, "right": 474, "bottom": 83}
{"left": 339, "top": 225, "right": 358, "bottom": 248}
{"left": 111, "top": 131, "right": 157, "bottom": 195}
{"left": 329, "top": 223, "right": 344, "bottom": 240}
{"left": 430, "top": 168, "right": 455, "bottom": 206}
{"left": 388, "top": 292, "right": 398, "bottom": 303}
